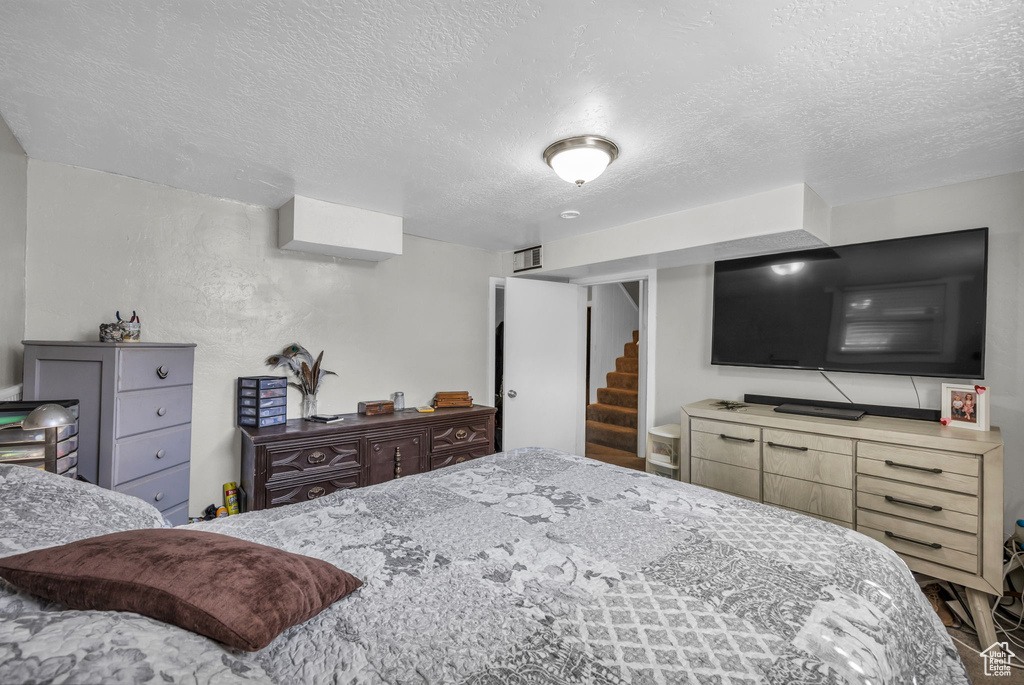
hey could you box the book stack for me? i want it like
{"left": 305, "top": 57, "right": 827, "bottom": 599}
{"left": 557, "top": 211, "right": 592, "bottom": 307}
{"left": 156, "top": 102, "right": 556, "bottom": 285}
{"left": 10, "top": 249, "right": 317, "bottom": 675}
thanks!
{"left": 237, "top": 377, "right": 287, "bottom": 427}
{"left": 432, "top": 391, "right": 473, "bottom": 408}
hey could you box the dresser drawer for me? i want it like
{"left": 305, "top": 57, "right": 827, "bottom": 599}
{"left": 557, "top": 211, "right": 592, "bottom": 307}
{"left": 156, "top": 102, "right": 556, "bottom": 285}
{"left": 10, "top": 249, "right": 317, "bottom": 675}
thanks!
{"left": 118, "top": 347, "right": 194, "bottom": 391}
{"left": 857, "top": 492, "right": 978, "bottom": 534}
{"left": 777, "top": 505, "right": 853, "bottom": 529}
{"left": 691, "top": 418, "right": 760, "bottom": 442}
{"left": 115, "top": 463, "right": 189, "bottom": 510}
{"left": 431, "top": 419, "right": 491, "bottom": 452}
{"left": 266, "top": 439, "right": 361, "bottom": 483}
{"left": 856, "top": 444, "right": 978, "bottom": 495}
{"left": 266, "top": 472, "right": 360, "bottom": 508}
{"left": 691, "top": 429, "right": 760, "bottom": 469}
{"left": 161, "top": 502, "right": 189, "bottom": 526}
{"left": 857, "top": 475, "right": 978, "bottom": 516}
{"left": 763, "top": 429, "right": 852, "bottom": 456}
{"left": 857, "top": 514, "right": 979, "bottom": 574}
{"left": 431, "top": 444, "right": 491, "bottom": 470}
{"left": 112, "top": 425, "right": 191, "bottom": 486}
{"left": 368, "top": 432, "right": 426, "bottom": 485}
{"left": 691, "top": 458, "right": 760, "bottom": 500}
{"left": 115, "top": 386, "right": 192, "bottom": 439}
{"left": 763, "top": 444, "right": 852, "bottom": 489}
{"left": 763, "top": 473, "right": 853, "bottom": 523}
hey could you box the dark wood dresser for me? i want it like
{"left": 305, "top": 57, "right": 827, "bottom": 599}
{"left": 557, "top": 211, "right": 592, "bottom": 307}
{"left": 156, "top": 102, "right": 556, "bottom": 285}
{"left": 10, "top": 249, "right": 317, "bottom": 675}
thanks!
{"left": 240, "top": 405, "right": 496, "bottom": 510}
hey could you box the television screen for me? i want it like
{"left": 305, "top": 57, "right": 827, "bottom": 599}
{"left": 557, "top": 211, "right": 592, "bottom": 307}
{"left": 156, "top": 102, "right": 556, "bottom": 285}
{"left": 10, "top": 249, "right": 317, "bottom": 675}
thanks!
{"left": 711, "top": 227, "right": 988, "bottom": 379}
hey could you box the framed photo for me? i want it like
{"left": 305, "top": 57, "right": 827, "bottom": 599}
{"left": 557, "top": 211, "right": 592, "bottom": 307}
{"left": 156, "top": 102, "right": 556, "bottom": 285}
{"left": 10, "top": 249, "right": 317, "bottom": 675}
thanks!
{"left": 940, "top": 383, "right": 990, "bottom": 431}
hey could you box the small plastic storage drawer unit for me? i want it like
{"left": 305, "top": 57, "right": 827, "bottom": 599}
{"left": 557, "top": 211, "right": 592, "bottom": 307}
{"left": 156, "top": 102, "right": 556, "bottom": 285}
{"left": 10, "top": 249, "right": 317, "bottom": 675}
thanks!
{"left": 237, "top": 376, "right": 288, "bottom": 427}
{"left": 646, "top": 424, "right": 681, "bottom": 479}
{"left": 0, "top": 400, "right": 80, "bottom": 477}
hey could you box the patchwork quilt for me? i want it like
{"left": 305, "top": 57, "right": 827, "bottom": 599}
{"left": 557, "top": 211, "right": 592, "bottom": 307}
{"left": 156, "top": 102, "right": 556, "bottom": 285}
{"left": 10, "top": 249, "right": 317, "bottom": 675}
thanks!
{"left": 0, "top": 449, "right": 967, "bottom": 684}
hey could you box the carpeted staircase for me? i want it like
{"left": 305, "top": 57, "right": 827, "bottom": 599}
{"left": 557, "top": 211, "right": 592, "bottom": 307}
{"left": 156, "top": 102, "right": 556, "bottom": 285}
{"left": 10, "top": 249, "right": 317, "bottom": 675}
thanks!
{"left": 585, "top": 330, "right": 645, "bottom": 470}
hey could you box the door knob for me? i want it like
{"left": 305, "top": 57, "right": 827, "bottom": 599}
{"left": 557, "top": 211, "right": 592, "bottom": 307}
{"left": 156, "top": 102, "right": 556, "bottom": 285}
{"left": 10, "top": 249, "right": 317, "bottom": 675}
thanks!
{"left": 507, "top": 390, "right": 517, "bottom": 398}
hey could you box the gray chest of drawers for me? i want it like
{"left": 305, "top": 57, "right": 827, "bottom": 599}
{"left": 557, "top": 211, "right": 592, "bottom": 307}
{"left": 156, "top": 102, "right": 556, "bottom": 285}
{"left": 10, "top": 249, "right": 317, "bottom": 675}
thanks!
{"left": 22, "top": 341, "right": 196, "bottom": 525}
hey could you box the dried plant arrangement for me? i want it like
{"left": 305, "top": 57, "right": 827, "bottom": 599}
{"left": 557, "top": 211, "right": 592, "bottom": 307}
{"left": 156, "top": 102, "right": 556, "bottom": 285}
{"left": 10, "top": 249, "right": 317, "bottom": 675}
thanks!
{"left": 265, "top": 343, "right": 337, "bottom": 416}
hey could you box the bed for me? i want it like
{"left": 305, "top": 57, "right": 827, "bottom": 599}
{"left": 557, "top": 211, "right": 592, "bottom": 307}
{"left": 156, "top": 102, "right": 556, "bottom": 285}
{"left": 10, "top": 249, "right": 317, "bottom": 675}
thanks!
{"left": 1, "top": 447, "right": 967, "bottom": 684}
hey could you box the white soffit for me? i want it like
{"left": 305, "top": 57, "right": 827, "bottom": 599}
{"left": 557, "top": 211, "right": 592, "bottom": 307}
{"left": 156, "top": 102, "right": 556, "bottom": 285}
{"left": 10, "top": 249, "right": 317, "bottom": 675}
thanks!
{"left": 279, "top": 196, "right": 402, "bottom": 261}
{"left": 0, "top": 1, "right": 1021, "bottom": 251}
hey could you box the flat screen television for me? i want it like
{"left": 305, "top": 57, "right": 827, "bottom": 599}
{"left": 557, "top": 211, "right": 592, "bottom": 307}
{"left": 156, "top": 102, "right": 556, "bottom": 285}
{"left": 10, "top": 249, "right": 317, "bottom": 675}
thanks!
{"left": 711, "top": 227, "right": 988, "bottom": 379}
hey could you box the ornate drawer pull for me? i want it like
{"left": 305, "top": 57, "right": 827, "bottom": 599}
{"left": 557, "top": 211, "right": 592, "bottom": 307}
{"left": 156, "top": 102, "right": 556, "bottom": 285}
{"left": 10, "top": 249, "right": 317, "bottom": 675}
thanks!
{"left": 154, "top": 492, "right": 164, "bottom": 502}
{"left": 456, "top": 456, "right": 467, "bottom": 464}
{"left": 307, "top": 451, "right": 326, "bottom": 464}
{"left": 155, "top": 449, "right": 166, "bottom": 459}
{"left": 766, "top": 441, "right": 808, "bottom": 451}
{"left": 719, "top": 434, "right": 755, "bottom": 443}
{"left": 157, "top": 407, "right": 167, "bottom": 417}
{"left": 884, "top": 530, "right": 942, "bottom": 549}
{"left": 156, "top": 365, "right": 169, "bottom": 379}
{"left": 884, "top": 495, "right": 942, "bottom": 511}
{"left": 307, "top": 486, "right": 326, "bottom": 499}
{"left": 884, "top": 459, "right": 942, "bottom": 474}
{"left": 455, "top": 429, "right": 469, "bottom": 440}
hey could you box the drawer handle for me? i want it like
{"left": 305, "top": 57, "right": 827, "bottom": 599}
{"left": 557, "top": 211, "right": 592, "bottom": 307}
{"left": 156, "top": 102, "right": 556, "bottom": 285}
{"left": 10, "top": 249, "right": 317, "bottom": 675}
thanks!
{"left": 455, "top": 429, "right": 469, "bottom": 440}
{"left": 154, "top": 492, "right": 164, "bottom": 502}
{"left": 155, "top": 449, "right": 166, "bottom": 459}
{"left": 157, "top": 365, "right": 169, "bottom": 379}
{"left": 307, "top": 451, "right": 326, "bottom": 464}
{"left": 884, "top": 495, "right": 942, "bottom": 512}
{"left": 884, "top": 530, "right": 942, "bottom": 549}
{"left": 307, "top": 486, "right": 326, "bottom": 499}
{"left": 156, "top": 407, "right": 167, "bottom": 417}
{"left": 394, "top": 446, "right": 402, "bottom": 479}
{"left": 456, "top": 456, "right": 467, "bottom": 464}
{"left": 719, "top": 434, "right": 755, "bottom": 443}
{"left": 766, "top": 441, "right": 808, "bottom": 452}
{"left": 884, "top": 459, "right": 942, "bottom": 474}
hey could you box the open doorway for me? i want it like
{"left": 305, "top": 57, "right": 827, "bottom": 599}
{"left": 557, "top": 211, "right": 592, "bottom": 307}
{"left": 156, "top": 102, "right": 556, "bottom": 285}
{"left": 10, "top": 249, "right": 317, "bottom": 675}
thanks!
{"left": 584, "top": 282, "right": 644, "bottom": 470}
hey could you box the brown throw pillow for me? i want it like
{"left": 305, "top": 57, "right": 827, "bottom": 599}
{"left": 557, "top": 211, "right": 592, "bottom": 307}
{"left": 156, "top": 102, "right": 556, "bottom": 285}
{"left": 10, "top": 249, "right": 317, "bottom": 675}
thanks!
{"left": 0, "top": 528, "right": 362, "bottom": 651}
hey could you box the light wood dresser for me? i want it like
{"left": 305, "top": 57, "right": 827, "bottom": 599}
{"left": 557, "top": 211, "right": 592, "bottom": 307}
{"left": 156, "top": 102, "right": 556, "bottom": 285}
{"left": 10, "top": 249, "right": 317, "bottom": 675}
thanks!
{"left": 681, "top": 398, "right": 1004, "bottom": 647}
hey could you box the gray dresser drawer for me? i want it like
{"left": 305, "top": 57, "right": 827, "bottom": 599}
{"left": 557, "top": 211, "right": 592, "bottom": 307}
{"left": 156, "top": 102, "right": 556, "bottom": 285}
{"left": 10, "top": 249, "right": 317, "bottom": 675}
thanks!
{"left": 115, "top": 463, "right": 189, "bottom": 510}
{"left": 115, "top": 386, "right": 193, "bottom": 438}
{"left": 118, "top": 347, "right": 194, "bottom": 391}
{"left": 112, "top": 425, "right": 192, "bottom": 486}
{"left": 160, "top": 502, "right": 189, "bottom": 526}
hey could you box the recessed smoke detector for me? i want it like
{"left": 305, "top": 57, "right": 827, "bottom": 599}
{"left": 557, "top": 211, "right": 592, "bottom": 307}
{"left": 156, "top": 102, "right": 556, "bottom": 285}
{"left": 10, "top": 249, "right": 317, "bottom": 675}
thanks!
{"left": 560, "top": 210, "right": 581, "bottom": 219}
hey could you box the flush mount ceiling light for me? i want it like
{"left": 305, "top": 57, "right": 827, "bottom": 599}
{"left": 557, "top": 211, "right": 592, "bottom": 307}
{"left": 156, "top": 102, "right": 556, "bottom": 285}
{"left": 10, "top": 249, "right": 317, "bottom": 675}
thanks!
{"left": 560, "top": 210, "right": 581, "bottom": 219}
{"left": 543, "top": 135, "right": 619, "bottom": 187}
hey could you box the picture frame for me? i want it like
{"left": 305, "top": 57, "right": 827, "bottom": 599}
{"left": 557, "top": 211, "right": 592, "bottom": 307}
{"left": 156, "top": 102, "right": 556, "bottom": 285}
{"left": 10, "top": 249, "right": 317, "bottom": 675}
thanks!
{"left": 940, "top": 383, "right": 990, "bottom": 431}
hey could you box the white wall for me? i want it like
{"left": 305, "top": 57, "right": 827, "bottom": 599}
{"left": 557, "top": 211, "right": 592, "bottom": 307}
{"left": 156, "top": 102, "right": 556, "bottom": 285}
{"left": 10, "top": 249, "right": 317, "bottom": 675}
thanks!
{"left": 655, "top": 172, "right": 1024, "bottom": 533}
{"left": 589, "top": 283, "right": 638, "bottom": 404}
{"left": 24, "top": 160, "right": 502, "bottom": 514}
{"left": 0, "top": 114, "right": 27, "bottom": 387}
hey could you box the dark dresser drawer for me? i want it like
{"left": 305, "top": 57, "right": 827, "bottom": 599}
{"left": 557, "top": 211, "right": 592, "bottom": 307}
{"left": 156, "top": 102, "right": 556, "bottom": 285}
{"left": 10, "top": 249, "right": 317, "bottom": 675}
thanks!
{"left": 266, "top": 472, "right": 361, "bottom": 508}
{"left": 267, "top": 439, "right": 361, "bottom": 483}
{"left": 431, "top": 418, "right": 491, "bottom": 451}
{"left": 431, "top": 444, "right": 491, "bottom": 469}
{"left": 368, "top": 432, "right": 425, "bottom": 485}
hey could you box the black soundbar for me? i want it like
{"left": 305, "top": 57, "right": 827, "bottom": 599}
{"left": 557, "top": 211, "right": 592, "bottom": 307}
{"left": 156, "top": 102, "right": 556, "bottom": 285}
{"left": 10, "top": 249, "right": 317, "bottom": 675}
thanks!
{"left": 743, "top": 394, "right": 940, "bottom": 422}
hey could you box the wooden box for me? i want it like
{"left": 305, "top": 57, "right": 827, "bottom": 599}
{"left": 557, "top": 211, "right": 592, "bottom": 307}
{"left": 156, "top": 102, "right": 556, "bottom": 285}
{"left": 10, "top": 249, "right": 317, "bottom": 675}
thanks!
{"left": 358, "top": 400, "right": 395, "bottom": 416}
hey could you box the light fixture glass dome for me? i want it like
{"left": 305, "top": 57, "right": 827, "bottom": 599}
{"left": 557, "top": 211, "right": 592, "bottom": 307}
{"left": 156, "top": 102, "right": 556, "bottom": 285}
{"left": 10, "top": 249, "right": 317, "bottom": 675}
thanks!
{"left": 544, "top": 135, "right": 619, "bottom": 187}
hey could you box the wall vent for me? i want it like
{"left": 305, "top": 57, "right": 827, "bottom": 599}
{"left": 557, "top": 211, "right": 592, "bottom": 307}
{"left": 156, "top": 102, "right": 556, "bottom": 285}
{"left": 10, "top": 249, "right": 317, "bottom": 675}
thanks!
{"left": 513, "top": 245, "right": 543, "bottom": 272}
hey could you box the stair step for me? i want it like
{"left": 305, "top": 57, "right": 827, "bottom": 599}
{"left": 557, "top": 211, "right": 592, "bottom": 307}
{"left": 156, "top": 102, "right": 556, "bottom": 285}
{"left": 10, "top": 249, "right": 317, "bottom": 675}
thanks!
{"left": 585, "top": 442, "right": 643, "bottom": 470}
{"left": 615, "top": 356, "right": 638, "bottom": 374}
{"left": 597, "top": 387, "right": 638, "bottom": 408}
{"left": 586, "top": 421, "right": 638, "bottom": 452}
{"left": 586, "top": 403, "right": 638, "bottom": 428}
{"left": 632, "top": 330, "right": 639, "bottom": 345}
{"left": 606, "top": 372, "right": 638, "bottom": 391}
{"left": 623, "top": 342, "right": 638, "bottom": 358}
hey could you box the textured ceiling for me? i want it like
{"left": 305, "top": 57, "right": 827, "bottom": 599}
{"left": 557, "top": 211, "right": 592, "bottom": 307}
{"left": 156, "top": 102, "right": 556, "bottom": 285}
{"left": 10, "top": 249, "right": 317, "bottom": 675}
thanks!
{"left": 1, "top": 0, "right": 1021, "bottom": 251}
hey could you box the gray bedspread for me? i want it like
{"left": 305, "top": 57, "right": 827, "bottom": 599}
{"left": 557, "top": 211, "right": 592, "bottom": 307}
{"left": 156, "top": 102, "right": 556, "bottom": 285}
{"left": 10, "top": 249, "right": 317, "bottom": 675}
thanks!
{"left": 1, "top": 448, "right": 967, "bottom": 684}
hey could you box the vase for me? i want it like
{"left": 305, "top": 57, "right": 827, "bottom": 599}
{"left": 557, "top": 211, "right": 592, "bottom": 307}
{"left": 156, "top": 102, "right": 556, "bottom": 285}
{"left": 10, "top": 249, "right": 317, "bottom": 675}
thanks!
{"left": 302, "top": 395, "right": 318, "bottom": 419}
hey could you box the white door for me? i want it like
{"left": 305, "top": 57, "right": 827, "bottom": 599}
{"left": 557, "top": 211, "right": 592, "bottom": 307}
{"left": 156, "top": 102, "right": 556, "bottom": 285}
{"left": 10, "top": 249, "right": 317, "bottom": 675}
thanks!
{"left": 502, "top": 277, "right": 586, "bottom": 454}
